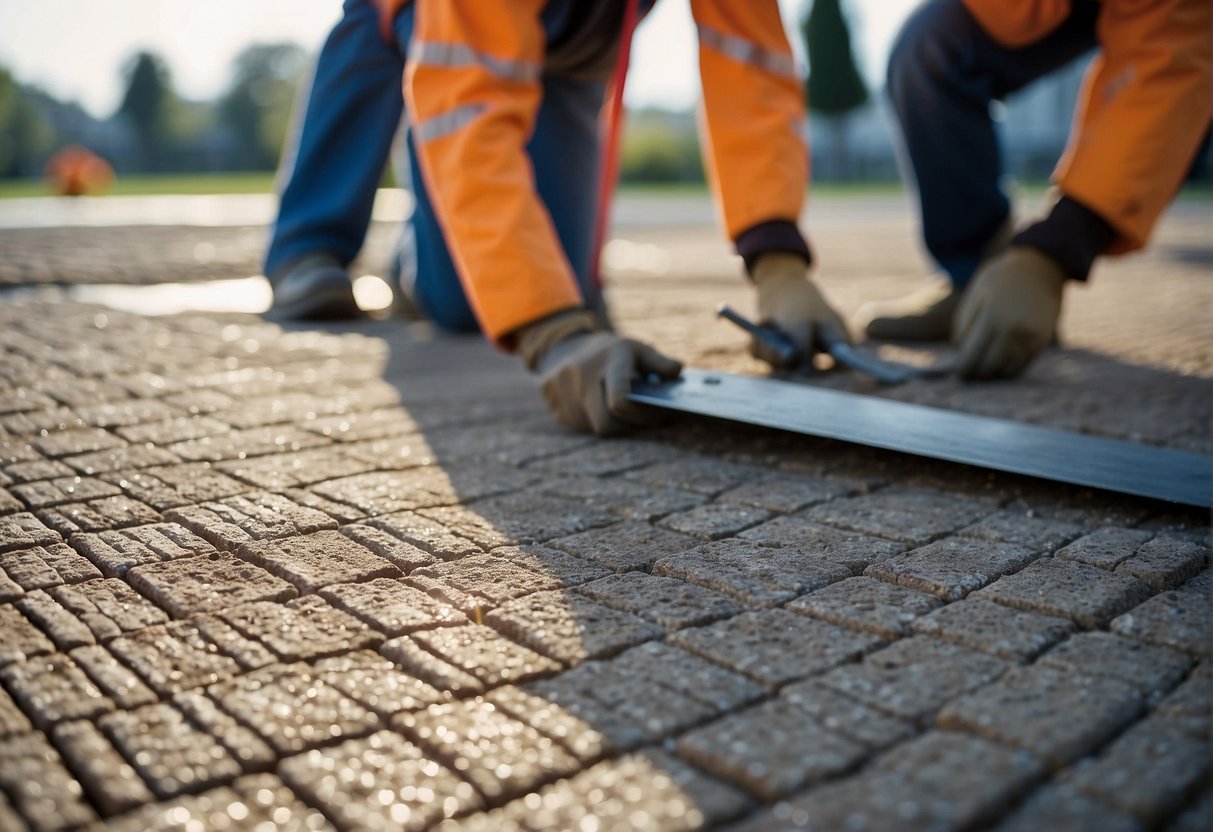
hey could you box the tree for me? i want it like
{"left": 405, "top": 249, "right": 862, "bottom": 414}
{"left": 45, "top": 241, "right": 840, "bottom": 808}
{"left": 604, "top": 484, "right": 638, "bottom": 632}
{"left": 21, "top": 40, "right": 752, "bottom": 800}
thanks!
{"left": 219, "top": 43, "right": 307, "bottom": 170}
{"left": 803, "top": 0, "right": 868, "bottom": 179}
{"left": 0, "top": 67, "right": 55, "bottom": 177}
{"left": 116, "top": 51, "right": 175, "bottom": 170}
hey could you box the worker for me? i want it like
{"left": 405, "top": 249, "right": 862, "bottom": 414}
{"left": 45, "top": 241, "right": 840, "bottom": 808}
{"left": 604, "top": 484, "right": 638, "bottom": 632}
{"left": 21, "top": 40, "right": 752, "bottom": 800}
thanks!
{"left": 269, "top": 0, "right": 848, "bottom": 434}
{"left": 858, "top": 0, "right": 1211, "bottom": 379}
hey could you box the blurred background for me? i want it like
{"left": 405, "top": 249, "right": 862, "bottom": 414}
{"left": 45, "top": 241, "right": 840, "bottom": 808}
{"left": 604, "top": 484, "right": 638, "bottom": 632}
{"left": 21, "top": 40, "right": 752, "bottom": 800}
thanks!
{"left": 0, "top": 0, "right": 1208, "bottom": 197}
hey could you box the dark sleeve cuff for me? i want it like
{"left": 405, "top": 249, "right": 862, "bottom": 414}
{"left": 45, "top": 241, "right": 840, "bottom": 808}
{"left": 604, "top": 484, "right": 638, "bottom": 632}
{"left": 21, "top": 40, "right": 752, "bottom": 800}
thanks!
{"left": 1012, "top": 196, "right": 1118, "bottom": 282}
{"left": 735, "top": 220, "right": 813, "bottom": 275}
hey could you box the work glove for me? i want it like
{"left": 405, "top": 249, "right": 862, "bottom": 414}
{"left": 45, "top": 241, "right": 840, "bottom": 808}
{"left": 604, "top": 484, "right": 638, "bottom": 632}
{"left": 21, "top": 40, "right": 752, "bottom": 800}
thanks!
{"left": 954, "top": 246, "right": 1066, "bottom": 380}
{"left": 751, "top": 252, "right": 850, "bottom": 369}
{"left": 517, "top": 310, "right": 682, "bottom": 436}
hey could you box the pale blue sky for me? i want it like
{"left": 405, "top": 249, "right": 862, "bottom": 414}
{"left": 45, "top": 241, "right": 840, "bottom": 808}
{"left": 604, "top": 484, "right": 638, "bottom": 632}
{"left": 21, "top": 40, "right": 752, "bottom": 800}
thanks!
{"left": 0, "top": 0, "right": 919, "bottom": 118}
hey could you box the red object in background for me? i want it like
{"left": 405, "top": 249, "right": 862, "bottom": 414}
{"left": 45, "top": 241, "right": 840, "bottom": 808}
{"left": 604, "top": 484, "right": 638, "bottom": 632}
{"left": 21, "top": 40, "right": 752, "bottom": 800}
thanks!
{"left": 44, "top": 145, "right": 114, "bottom": 197}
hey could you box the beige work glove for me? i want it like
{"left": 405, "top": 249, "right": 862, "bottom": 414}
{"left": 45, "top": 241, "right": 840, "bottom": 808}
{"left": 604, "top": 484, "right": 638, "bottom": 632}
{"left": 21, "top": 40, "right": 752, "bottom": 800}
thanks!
{"left": 751, "top": 252, "right": 850, "bottom": 368}
{"left": 954, "top": 246, "right": 1066, "bottom": 380}
{"left": 517, "top": 310, "right": 682, "bottom": 436}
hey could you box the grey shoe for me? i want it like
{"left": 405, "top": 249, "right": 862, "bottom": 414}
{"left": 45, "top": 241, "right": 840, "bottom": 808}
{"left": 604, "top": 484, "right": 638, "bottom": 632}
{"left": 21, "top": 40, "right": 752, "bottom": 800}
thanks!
{"left": 267, "top": 253, "right": 362, "bottom": 321}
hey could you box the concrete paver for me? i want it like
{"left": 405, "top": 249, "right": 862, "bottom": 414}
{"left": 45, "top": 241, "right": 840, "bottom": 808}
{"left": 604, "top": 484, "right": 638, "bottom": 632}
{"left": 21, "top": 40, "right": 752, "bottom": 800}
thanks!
{"left": 0, "top": 196, "right": 1208, "bottom": 828}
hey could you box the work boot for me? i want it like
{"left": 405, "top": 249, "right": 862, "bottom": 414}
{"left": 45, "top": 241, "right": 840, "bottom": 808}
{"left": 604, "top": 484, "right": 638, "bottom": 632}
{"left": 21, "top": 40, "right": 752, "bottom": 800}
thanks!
{"left": 267, "top": 253, "right": 361, "bottom": 321}
{"left": 856, "top": 219, "right": 1015, "bottom": 342}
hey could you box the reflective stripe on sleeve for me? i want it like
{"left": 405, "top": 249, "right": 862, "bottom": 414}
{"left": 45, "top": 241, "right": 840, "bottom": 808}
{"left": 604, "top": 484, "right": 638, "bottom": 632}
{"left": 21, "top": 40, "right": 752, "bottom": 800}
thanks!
{"left": 697, "top": 24, "right": 797, "bottom": 79}
{"left": 412, "top": 40, "right": 542, "bottom": 84}
{"left": 413, "top": 102, "right": 488, "bottom": 144}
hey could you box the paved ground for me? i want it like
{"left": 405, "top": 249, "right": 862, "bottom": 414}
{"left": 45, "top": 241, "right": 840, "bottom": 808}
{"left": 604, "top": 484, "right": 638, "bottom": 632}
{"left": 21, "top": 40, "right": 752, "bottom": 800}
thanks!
{"left": 0, "top": 191, "right": 1209, "bottom": 831}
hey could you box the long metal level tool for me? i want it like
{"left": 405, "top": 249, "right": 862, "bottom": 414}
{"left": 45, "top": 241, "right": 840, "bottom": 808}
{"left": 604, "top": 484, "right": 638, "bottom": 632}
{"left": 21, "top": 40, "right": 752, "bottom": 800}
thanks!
{"left": 630, "top": 370, "right": 1212, "bottom": 507}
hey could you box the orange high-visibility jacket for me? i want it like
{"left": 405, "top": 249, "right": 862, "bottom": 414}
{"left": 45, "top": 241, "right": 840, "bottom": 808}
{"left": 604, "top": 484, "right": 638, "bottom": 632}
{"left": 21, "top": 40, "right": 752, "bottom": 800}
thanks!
{"left": 377, "top": 0, "right": 806, "bottom": 345}
{"left": 964, "top": 0, "right": 1212, "bottom": 254}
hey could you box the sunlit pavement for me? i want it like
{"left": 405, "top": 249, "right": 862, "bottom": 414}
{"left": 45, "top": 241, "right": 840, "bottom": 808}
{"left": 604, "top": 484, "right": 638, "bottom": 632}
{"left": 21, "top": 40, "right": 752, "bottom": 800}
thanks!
{"left": 0, "top": 193, "right": 1209, "bottom": 831}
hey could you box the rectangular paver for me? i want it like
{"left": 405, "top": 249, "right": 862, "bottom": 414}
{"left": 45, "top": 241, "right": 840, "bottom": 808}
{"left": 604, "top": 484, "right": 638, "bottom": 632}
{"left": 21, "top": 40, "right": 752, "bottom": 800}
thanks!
{"left": 218, "top": 595, "right": 384, "bottom": 661}
{"left": 653, "top": 539, "right": 850, "bottom": 607}
{"left": 865, "top": 537, "right": 1039, "bottom": 601}
{"left": 128, "top": 551, "right": 297, "bottom": 617}
{"left": 237, "top": 529, "right": 400, "bottom": 593}
{"left": 910, "top": 599, "right": 1076, "bottom": 661}
{"left": 786, "top": 576, "right": 942, "bottom": 640}
{"left": 977, "top": 557, "right": 1152, "bottom": 629}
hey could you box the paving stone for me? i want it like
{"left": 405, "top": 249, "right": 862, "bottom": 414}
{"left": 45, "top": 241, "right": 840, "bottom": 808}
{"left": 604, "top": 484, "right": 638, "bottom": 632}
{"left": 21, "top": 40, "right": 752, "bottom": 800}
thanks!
{"left": 0, "top": 438, "right": 40, "bottom": 467}
{"left": 491, "top": 544, "right": 613, "bottom": 587}
{"left": 0, "top": 731, "right": 97, "bottom": 830}
{"left": 210, "top": 662, "right": 379, "bottom": 755}
{"left": 393, "top": 698, "right": 582, "bottom": 802}
{"left": 779, "top": 679, "right": 917, "bottom": 750}
{"left": 732, "top": 517, "right": 907, "bottom": 576}
{"left": 218, "top": 596, "right": 384, "bottom": 662}
{"left": 0, "top": 604, "right": 53, "bottom": 669}
{"left": 995, "top": 784, "right": 1146, "bottom": 832}
{"left": 380, "top": 636, "right": 486, "bottom": 697}
{"left": 238, "top": 530, "right": 400, "bottom": 593}
{"left": 420, "top": 493, "right": 616, "bottom": 548}
{"left": 0, "top": 570, "right": 22, "bottom": 603}
{"left": 485, "top": 685, "right": 615, "bottom": 764}
{"left": 1056, "top": 526, "right": 1155, "bottom": 569}
{"left": 622, "top": 456, "right": 763, "bottom": 495}
{"left": 61, "top": 443, "right": 180, "bottom": 475}
{"left": 108, "top": 621, "right": 244, "bottom": 695}
{"left": 30, "top": 427, "right": 126, "bottom": 458}
{"left": 367, "top": 510, "right": 484, "bottom": 560}
{"left": 446, "top": 749, "right": 750, "bottom": 832}
{"left": 340, "top": 523, "right": 438, "bottom": 572}
{"left": 320, "top": 577, "right": 466, "bottom": 636}
{"left": 302, "top": 406, "right": 418, "bottom": 442}
{"left": 653, "top": 539, "right": 850, "bottom": 607}
{"left": 786, "top": 576, "right": 943, "bottom": 639}
{"left": 68, "top": 644, "right": 157, "bottom": 708}
{"left": 279, "top": 729, "right": 482, "bottom": 832}
{"left": 659, "top": 502, "right": 773, "bottom": 540}
{"left": 485, "top": 589, "right": 664, "bottom": 665}
{"left": 0, "top": 486, "right": 22, "bottom": 514}
{"left": 1, "top": 652, "right": 115, "bottom": 728}
{"left": 71, "top": 399, "right": 180, "bottom": 430}
{"left": 10, "top": 475, "right": 122, "bottom": 509}
{"left": 534, "top": 475, "right": 705, "bottom": 521}
{"left": 115, "top": 415, "right": 231, "bottom": 445}
{"left": 2, "top": 542, "right": 101, "bottom": 589}
{"left": 977, "top": 557, "right": 1153, "bottom": 629}
{"left": 191, "top": 613, "right": 278, "bottom": 670}
{"left": 548, "top": 520, "right": 699, "bottom": 572}
{"left": 3, "top": 458, "right": 75, "bottom": 484}
{"left": 956, "top": 509, "right": 1085, "bottom": 553}
{"left": 215, "top": 446, "right": 373, "bottom": 490}
{"left": 281, "top": 485, "right": 368, "bottom": 523}
{"left": 1115, "top": 535, "right": 1208, "bottom": 591}
{"left": 0, "top": 512, "right": 60, "bottom": 553}
{"left": 165, "top": 492, "right": 338, "bottom": 551}
{"left": 408, "top": 553, "right": 563, "bottom": 610}
{"left": 1063, "top": 715, "right": 1209, "bottom": 825}
{"left": 409, "top": 623, "right": 562, "bottom": 687}
{"left": 817, "top": 636, "right": 1009, "bottom": 725}
{"left": 1154, "top": 662, "right": 1212, "bottom": 737}
{"left": 168, "top": 424, "right": 329, "bottom": 463}
{"left": 910, "top": 599, "right": 1077, "bottom": 661}
{"left": 2, "top": 409, "right": 79, "bottom": 439}
{"left": 312, "top": 650, "right": 447, "bottom": 717}
{"left": 938, "top": 665, "right": 1144, "bottom": 767}
{"left": 716, "top": 473, "right": 853, "bottom": 513}
{"left": 1038, "top": 631, "right": 1192, "bottom": 703}
{"left": 0, "top": 682, "right": 32, "bottom": 737}
{"left": 528, "top": 440, "right": 679, "bottom": 477}
{"left": 311, "top": 467, "right": 500, "bottom": 516}
{"left": 575, "top": 571, "right": 740, "bottom": 629}
{"left": 70, "top": 522, "right": 219, "bottom": 577}
{"left": 171, "top": 690, "right": 277, "bottom": 770}
{"left": 51, "top": 719, "right": 155, "bottom": 816}
{"left": 0, "top": 388, "right": 55, "bottom": 416}
{"left": 128, "top": 551, "right": 297, "bottom": 618}
{"left": 671, "top": 608, "right": 885, "bottom": 687}
{"left": 677, "top": 698, "right": 867, "bottom": 800}
{"left": 607, "top": 640, "right": 769, "bottom": 714}
{"left": 100, "top": 702, "right": 243, "bottom": 798}
{"left": 1110, "top": 571, "right": 1212, "bottom": 658}
{"left": 47, "top": 577, "right": 168, "bottom": 640}
{"left": 804, "top": 486, "right": 994, "bottom": 545}
{"left": 866, "top": 537, "right": 1039, "bottom": 601}
{"left": 36, "top": 495, "right": 160, "bottom": 535}
{"left": 101, "top": 462, "right": 248, "bottom": 510}
{"left": 38, "top": 379, "right": 132, "bottom": 408}
{"left": 16, "top": 589, "right": 96, "bottom": 650}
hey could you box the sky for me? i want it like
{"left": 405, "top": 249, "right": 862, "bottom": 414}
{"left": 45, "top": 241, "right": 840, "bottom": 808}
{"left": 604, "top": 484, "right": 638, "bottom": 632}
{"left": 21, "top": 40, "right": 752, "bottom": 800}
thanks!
{"left": 0, "top": 0, "right": 920, "bottom": 119}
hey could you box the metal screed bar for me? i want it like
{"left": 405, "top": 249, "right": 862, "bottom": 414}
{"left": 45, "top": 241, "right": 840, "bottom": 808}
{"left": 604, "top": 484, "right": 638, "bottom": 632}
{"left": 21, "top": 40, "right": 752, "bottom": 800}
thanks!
{"left": 630, "top": 370, "right": 1212, "bottom": 508}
